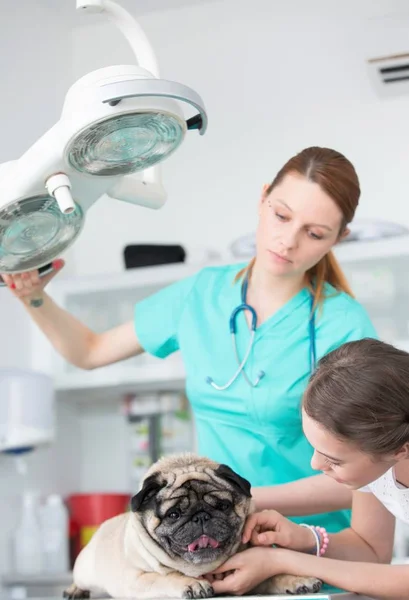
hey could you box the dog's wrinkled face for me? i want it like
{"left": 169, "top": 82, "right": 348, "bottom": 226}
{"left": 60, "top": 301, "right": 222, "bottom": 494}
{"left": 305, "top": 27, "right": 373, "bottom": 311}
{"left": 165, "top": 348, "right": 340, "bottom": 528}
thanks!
{"left": 131, "top": 454, "right": 252, "bottom": 566}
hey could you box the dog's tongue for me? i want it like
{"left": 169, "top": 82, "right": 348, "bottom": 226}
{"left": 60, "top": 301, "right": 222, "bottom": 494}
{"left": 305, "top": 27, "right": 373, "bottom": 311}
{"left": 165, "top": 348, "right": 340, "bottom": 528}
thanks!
{"left": 188, "top": 535, "right": 219, "bottom": 552}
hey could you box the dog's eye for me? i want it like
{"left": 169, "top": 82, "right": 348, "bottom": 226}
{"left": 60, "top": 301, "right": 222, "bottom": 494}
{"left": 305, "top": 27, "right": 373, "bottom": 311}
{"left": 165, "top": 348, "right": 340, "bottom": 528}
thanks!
{"left": 167, "top": 510, "right": 181, "bottom": 520}
{"left": 216, "top": 501, "right": 231, "bottom": 512}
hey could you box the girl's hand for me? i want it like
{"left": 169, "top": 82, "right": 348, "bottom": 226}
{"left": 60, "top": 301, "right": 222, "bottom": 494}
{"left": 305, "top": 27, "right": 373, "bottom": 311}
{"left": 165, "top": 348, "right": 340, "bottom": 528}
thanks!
{"left": 1, "top": 259, "right": 64, "bottom": 302}
{"left": 242, "top": 509, "right": 315, "bottom": 552}
{"left": 204, "top": 547, "right": 282, "bottom": 596}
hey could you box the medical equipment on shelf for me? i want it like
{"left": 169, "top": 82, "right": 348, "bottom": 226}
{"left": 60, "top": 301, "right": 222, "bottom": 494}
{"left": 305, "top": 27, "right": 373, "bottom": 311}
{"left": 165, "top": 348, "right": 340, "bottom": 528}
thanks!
{"left": 0, "top": 0, "right": 207, "bottom": 284}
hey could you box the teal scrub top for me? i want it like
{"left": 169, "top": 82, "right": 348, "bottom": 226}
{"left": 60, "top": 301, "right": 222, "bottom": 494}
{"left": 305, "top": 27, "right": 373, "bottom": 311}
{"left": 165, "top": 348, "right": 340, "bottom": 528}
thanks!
{"left": 134, "top": 263, "right": 377, "bottom": 533}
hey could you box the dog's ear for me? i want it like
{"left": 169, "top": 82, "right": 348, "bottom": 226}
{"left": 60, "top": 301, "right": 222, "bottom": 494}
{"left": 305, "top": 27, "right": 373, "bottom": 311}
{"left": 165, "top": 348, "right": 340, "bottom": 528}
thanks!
{"left": 215, "top": 464, "right": 252, "bottom": 498}
{"left": 131, "top": 474, "right": 164, "bottom": 512}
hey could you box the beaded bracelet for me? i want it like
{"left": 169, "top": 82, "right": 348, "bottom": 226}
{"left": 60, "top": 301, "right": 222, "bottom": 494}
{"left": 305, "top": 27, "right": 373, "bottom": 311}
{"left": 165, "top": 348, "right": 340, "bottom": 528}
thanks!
{"left": 300, "top": 523, "right": 329, "bottom": 556}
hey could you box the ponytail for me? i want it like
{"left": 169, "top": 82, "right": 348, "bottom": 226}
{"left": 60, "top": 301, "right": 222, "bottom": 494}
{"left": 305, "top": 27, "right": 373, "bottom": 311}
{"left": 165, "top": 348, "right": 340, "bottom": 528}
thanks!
{"left": 234, "top": 257, "right": 255, "bottom": 285}
{"left": 307, "top": 250, "right": 354, "bottom": 311}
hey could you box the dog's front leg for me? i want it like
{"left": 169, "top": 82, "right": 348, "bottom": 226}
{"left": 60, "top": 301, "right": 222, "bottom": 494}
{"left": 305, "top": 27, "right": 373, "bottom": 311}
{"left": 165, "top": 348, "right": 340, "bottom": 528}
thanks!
{"left": 106, "top": 569, "right": 215, "bottom": 599}
{"left": 252, "top": 573, "right": 322, "bottom": 595}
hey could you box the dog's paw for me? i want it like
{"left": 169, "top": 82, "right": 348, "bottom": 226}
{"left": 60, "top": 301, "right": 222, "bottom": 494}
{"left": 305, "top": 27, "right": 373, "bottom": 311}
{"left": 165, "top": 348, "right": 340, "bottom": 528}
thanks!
{"left": 62, "top": 584, "right": 90, "bottom": 599}
{"left": 265, "top": 574, "right": 322, "bottom": 595}
{"left": 182, "top": 579, "right": 214, "bottom": 599}
{"left": 287, "top": 576, "right": 322, "bottom": 595}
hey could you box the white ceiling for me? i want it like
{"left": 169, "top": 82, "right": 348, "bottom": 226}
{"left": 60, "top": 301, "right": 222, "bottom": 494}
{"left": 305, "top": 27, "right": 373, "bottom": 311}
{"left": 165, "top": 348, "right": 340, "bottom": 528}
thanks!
{"left": 26, "top": 0, "right": 409, "bottom": 26}
{"left": 35, "top": 0, "right": 221, "bottom": 16}
{"left": 7, "top": 0, "right": 409, "bottom": 20}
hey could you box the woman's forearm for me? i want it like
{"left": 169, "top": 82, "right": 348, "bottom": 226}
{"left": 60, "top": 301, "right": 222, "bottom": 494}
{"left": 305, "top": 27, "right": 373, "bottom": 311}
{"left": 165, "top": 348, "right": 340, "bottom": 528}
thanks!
{"left": 278, "top": 550, "right": 408, "bottom": 600}
{"left": 252, "top": 474, "right": 352, "bottom": 515}
{"left": 22, "top": 293, "right": 144, "bottom": 369}
{"left": 324, "top": 528, "right": 381, "bottom": 562}
{"left": 21, "top": 292, "right": 99, "bottom": 369}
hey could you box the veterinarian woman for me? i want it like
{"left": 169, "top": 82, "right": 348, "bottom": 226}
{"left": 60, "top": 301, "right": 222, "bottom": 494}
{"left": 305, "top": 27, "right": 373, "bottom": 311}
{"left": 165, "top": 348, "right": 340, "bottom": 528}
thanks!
{"left": 3, "top": 146, "right": 377, "bottom": 535}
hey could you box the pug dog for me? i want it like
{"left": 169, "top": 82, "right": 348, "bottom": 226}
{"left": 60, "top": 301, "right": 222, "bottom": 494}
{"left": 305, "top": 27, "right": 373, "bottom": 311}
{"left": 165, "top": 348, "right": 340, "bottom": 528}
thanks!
{"left": 64, "top": 453, "right": 322, "bottom": 598}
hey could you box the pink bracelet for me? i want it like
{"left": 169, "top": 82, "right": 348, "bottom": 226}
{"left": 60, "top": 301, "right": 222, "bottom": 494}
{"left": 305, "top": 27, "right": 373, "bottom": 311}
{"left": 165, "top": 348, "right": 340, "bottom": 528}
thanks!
{"left": 300, "top": 524, "right": 329, "bottom": 556}
{"left": 315, "top": 525, "right": 329, "bottom": 556}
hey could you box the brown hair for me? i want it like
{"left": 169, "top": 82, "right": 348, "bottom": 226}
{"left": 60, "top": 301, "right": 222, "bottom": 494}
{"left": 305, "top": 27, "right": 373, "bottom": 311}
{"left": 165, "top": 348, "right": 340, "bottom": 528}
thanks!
{"left": 303, "top": 338, "right": 409, "bottom": 456}
{"left": 237, "top": 146, "right": 360, "bottom": 306}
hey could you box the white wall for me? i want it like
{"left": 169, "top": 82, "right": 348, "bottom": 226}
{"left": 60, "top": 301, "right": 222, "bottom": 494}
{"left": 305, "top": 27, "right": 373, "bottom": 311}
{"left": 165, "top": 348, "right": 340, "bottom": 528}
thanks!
{"left": 62, "top": 0, "right": 409, "bottom": 276}
{"left": 0, "top": 0, "right": 89, "bottom": 579}
{"left": 0, "top": 0, "right": 71, "bottom": 578}
{"left": 3, "top": 0, "right": 409, "bottom": 276}
{"left": 2, "top": 0, "right": 409, "bottom": 580}
{"left": 0, "top": 2, "right": 68, "bottom": 163}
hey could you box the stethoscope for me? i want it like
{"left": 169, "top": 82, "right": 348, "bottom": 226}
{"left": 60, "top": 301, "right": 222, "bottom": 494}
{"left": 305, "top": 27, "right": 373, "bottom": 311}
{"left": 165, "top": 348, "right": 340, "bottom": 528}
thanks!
{"left": 206, "top": 271, "right": 317, "bottom": 391}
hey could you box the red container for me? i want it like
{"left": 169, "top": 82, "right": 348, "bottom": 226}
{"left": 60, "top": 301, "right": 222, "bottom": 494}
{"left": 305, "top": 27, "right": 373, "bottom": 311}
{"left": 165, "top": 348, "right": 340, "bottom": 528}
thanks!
{"left": 67, "top": 493, "right": 130, "bottom": 556}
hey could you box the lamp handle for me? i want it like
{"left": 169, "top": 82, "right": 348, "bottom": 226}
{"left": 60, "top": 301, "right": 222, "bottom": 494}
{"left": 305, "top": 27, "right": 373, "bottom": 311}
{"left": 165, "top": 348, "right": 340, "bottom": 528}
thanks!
{"left": 0, "top": 263, "right": 54, "bottom": 287}
{"left": 99, "top": 78, "right": 208, "bottom": 135}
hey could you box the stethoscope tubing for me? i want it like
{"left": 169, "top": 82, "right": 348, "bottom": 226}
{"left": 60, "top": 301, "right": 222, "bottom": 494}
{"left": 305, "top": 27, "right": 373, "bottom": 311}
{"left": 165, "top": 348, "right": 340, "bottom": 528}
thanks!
{"left": 206, "top": 270, "right": 316, "bottom": 390}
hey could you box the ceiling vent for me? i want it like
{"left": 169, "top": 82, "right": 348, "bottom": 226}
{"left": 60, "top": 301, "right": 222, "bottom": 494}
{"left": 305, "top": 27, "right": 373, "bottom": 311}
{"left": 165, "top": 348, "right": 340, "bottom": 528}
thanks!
{"left": 367, "top": 52, "right": 409, "bottom": 98}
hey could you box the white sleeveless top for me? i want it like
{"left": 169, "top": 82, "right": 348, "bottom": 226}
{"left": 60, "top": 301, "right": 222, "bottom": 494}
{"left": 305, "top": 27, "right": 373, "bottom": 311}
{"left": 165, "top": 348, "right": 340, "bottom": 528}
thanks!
{"left": 359, "top": 467, "right": 409, "bottom": 524}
